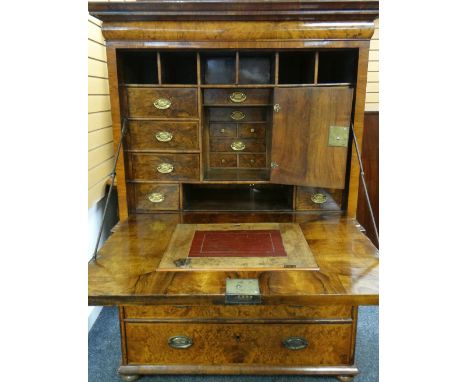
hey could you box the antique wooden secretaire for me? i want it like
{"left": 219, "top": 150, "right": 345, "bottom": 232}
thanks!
{"left": 87, "top": 1, "right": 379, "bottom": 381}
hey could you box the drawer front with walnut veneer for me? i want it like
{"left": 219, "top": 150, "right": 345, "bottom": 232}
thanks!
{"left": 132, "top": 183, "right": 180, "bottom": 212}
{"left": 126, "top": 121, "right": 199, "bottom": 151}
{"left": 124, "top": 322, "right": 353, "bottom": 366}
{"left": 127, "top": 87, "right": 198, "bottom": 118}
{"left": 124, "top": 305, "right": 353, "bottom": 320}
{"left": 130, "top": 153, "right": 200, "bottom": 181}
{"left": 296, "top": 187, "right": 343, "bottom": 211}
{"left": 204, "top": 89, "right": 272, "bottom": 105}
{"left": 210, "top": 138, "right": 266, "bottom": 153}
{"left": 207, "top": 107, "right": 267, "bottom": 122}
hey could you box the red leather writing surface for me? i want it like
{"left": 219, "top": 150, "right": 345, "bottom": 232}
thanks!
{"left": 188, "top": 230, "right": 287, "bottom": 258}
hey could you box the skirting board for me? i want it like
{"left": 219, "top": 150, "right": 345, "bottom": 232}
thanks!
{"left": 88, "top": 306, "right": 103, "bottom": 332}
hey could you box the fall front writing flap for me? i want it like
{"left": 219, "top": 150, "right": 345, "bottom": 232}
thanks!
{"left": 270, "top": 86, "right": 354, "bottom": 189}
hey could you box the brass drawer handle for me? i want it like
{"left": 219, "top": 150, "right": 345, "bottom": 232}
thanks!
{"left": 156, "top": 163, "right": 174, "bottom": 174}
{"left": 230, "top": 111, "right": 245, "bottom": 121}
{"left": 231, "top": 141, "right": 246, "bottom": 151}
{"left": 311, "top": 193, "right": 327, "bottom": 204}
{"left": 147, "top": 192, "right": 165, "bottom": 203}
{"left": 168, "top": 335, "right": 193, "bottom": 349}
{"left": 282, "top": 337, "right": 308, "bottom": 350}
{"left": 155, "top": 131, "right": 173, "bottom": 142}
{"left": 229, "top": 91, "right": 247, "bottom": 103}
{"left": 154, "top": 98, "right": 171, "bottom": 110}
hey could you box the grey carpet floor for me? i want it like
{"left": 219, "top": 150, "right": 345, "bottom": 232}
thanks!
{"left": 89, "top": 306, "right": 378, "bottom": 382}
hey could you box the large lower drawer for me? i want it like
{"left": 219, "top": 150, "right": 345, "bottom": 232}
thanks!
{"left": 127, "top": 87, "right": 198, "bottom": 118}
{"left": 126, "top": 121, "right": 199, "bottom": 151}
{"left": 125, "top": 322, "right": 353, "bottom": 366}
{"left": 130, "top": 153, "right": 200, "bottom": 181}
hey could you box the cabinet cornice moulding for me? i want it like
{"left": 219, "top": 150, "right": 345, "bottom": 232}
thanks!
{"left": 89, "top": 1, "right": 379, "bottom": 23}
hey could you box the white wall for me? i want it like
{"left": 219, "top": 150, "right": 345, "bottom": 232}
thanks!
{"left": 88, "top": 202, "right": 104, "bottom": 331}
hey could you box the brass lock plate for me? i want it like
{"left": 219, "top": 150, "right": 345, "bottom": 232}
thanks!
{"left": 225, "top": 278, "right": 261, "bottom": 305}
{"left": 328, "top": 126, "right": 349, "bottom": 147}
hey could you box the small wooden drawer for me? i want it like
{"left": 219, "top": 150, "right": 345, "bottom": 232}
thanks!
{"left": 209, "top": 123, "right": 236, "bottom": 137}
{"left": 127, "top": 87, "right": 198, "bottom": 118}
{"left": 132, "top": 183, "right": 179, "bottom": 211}
{"left": 207, "top": 107, "right": 267, "bottom": 122}
{"left": 295, "top": 187, "right": 343, "bottom": 211}
{"left": 124, "top": 305, "right": 353, "bottom": 320}
{"left": 239, "top": 154, "right": 266, "bottom": 168}
{"left": 127, "top": 121, "right": 199, "bottom": 151}
{"left": 239, "top": 123, "right": 266, "bottom": 138}
{"left": 210, "top": 153, "right": 237, "bottom": 167}
{"left": 204, "top": 89, "right": 272, "bottom": 105}
{"left": 130, "top": 153, "right": 200, "bottom": 181}
{"left": 210, "top": 138, "right": 266, "bottom": 153}
{"left": 125, "top": 322, "right": 352, "bottom": 366}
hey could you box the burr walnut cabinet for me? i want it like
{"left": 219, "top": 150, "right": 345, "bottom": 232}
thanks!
{"left": 88, "top": 1, "right": 379, "bottom": 381}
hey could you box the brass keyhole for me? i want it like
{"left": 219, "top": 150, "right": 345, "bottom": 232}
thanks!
{"left": 235, "top": 334, "right": 241, "bottom": 342}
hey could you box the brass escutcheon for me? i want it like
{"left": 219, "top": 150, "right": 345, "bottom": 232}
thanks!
{"left": 231, "top": 141, "right": 246, "bottom": 151}
{"left": 153, "top": 98, "right": 171, "bottom": 110}
{"left": 155, "top": 131, "right": 173, "bottom": 142}
{"left": 273, "top": 104, "right": 281, "bottom": 112}
{"left": 156, "top": 163, "right": 174, "bottom": 174}
{"left": 147, "top": 192, "right": 165, "bottom": 203}
{"left": 311, "top": 193, "right": 328, "bottom": 204}
{"left": 229, "top": 91, "right": 247, "bottom": 103}
{"left": 230, "top": 111, "right": 246, "bottom": 121}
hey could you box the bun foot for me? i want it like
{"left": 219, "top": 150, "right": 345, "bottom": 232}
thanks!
{"left": 336, "top": 377, "right": 354, "bottom": 382}
{"left": 119, "top": 374, "right": 140, "bottom": 382}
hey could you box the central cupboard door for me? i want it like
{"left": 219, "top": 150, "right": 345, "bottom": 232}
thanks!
{"left": 270, "top": 87, "right": 354, "bottom": 189}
